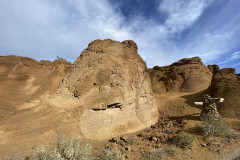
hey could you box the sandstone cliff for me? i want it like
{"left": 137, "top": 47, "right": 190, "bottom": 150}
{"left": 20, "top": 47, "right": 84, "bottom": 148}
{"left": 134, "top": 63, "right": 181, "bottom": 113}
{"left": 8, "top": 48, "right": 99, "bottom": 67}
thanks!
{"left": 48, "top": 39, "right": 159, "bottom": 140}
{"left": 0, "top": 55, "right": 71, "bottom": 118}
{"left": 148, "top": 57, "right": 212, "bottom": 93}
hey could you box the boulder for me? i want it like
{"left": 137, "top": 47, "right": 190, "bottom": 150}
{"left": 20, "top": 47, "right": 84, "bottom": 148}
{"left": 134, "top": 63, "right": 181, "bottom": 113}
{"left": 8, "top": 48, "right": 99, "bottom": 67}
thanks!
{"left": 207, "top": 65, "right": 240, "bottom": 118}
{"left": 207, "top": 65, "right": 220, "bottom": 74}
{"left": 49, "top": 39, "right": 158, "bottom": 140}
{"left": 148, "top": 57, "right": 212, "bottom": 93}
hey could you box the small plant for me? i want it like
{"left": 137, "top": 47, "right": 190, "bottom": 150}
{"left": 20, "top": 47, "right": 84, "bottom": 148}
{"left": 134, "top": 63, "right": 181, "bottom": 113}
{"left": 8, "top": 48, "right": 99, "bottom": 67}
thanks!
{"left": 126, "top": 137, "right": 138, "bottom": 145}
{"left": 32, "top": 136, "right": 93, "bottom": 160}
{"left": 142, "top": 148, "right": 163, "bottom": 160}
{"left": 142, "top": 146, "right": 178, "bottom": 160}
{"left": 2, "top": 153, "right": 25, "bottom": 160}
{"left": 163, "top": 145, "right": 178, "bottom": 157}
{"left": 103, "top": 147, "right": 125, "bottom": 160}
{"left": 197, "top": 115, "right": 239, "bottom": 139}
{"left": 171, "top": 132, "right": 195, "bottom": 148}
{"left": 235, "top": 120, "right": 240, "bottom": 132}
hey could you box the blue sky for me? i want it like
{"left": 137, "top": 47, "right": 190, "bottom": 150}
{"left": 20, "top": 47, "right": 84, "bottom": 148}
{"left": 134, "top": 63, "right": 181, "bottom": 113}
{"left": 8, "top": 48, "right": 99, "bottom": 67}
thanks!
{"left": 0, "top": 0, "right": 240, "bottom": 73}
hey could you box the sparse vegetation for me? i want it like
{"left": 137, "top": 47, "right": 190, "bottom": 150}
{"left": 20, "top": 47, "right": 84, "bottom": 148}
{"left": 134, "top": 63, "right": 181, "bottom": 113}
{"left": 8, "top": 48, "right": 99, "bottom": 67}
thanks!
{"left": 103, "top": 147, "right": 125, "bottom": 160}
{"left": 142, "top": 146, "right": 178, "bottom": 160}
{"left": 3, "top": 153, "right": 25, "bottom": 160}
{"left": 197, "top": 115, "right": 239, "bottom": 139}
{"left": 56, "top": 56, "right": 65, "bottom": 60}
{"left": 171, "top": 132, "right": 195, "bottom": 148}
{"left": 235, "top": 120, "right": 240, "bottom": 132}
{"left": 126, "top": 136, "right": 138, "bottom": 145}
{"left": 32, "top": 136, "right": 93, "bottom": 160}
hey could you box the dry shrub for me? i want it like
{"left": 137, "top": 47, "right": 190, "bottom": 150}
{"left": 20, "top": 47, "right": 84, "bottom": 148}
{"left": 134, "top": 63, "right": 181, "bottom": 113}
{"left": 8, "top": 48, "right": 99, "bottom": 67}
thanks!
{"left": 171, "top": 132, "right": 195, "bottom": 148}
{"left": 197, "top": 115, "right": 239, "bottom": 139}
{"left": 142, "top": 146, "right": 178, "bottom": 160}
{"left": 103, "top": 148, "right": 125, "bottom": 160}
{"left": 32, "top": 136, "right": 93, "bottom": 160}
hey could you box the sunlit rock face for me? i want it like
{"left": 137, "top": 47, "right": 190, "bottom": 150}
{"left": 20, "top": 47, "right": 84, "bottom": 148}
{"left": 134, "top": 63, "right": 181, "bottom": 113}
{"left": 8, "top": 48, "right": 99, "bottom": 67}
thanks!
{"left": 49, "top": 39, "right": 159, "bottom": 140}
{"left": 148, "top": 57, "right": 213, "bottom": 93}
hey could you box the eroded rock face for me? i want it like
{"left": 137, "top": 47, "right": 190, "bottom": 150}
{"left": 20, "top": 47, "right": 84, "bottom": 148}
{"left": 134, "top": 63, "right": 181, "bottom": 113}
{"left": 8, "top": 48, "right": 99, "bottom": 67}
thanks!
{"left": 148, "top": 57, "right": 212, "bottom": 93}
{"left": 207, "top": 66, "right": 240, "bottom": 118}
{"left": 0, "top": 55, "right": 72, "bottom": 118}
{"left": 49, "top": 39, "right": 158, "bottom": 140}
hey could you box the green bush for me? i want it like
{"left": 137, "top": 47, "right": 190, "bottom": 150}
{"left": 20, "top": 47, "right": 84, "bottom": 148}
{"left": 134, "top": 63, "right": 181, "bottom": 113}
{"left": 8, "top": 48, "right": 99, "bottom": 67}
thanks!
{"left": 102, "top": 148, "right": 125, "bottom": 160}
{"left": 171, "top": 132, "right": 195, "bottom": 148}
{"left": 32, "top": 136, "right": 93, "bottom": 160}
{"left": 197, "top": 115, "right": 239, "bottom": 138}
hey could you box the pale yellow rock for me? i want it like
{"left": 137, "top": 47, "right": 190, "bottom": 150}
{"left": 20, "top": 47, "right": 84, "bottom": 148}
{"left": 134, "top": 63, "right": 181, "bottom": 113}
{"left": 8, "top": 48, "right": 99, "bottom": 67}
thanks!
{"left": 49, "top": 39, "right": 159, "bottom": 140}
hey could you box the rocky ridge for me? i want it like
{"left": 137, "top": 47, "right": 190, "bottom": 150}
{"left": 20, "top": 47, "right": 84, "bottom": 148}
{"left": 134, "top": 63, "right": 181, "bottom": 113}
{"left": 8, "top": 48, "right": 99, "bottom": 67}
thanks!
{"left": 207, "top": 65, "right": 240, "bottom": 118}
{"left": 148, "top": 57, "right": 212, "bottom": 93}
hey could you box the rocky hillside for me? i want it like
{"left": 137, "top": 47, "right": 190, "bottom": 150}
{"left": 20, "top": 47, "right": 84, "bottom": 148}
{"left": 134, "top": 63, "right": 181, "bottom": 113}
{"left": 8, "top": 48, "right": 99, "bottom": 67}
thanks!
{"left": 148, "top": 57, "right": 212, "bottom": 93}
{"left": 0, "top": 55, "right": 71, "bottom": 118}
{"left": 207, "top": 65, "right": 240, "bottom": 118}
{"left": 0, "top": 40, "right": 240, "bottom": 159}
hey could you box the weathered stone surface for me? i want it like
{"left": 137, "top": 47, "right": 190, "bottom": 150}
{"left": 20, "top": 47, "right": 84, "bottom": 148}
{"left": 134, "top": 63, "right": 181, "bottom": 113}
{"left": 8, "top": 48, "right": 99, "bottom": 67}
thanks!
{"left": 207, "top": 65, "right": 220, "bottom": 74}
{"left": 49, "top": 39, "right": 159, "bottom": 140}
{"left": 148, "top": 57, "right": 212, "bottom": 93}
{"left": 0, "top": 55, "right": 71, "bottom": 116}
{"left": 207, "top": 66, "right": 240, "bottom": 118}
{"left": 39, "top": 59, "right": 72, "bottom": 73}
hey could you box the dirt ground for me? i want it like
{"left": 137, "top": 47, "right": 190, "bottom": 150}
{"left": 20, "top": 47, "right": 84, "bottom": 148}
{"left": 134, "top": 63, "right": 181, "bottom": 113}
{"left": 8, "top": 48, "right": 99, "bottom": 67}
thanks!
{"left": 1, "top": 87, "right": 239, "bottom": 159}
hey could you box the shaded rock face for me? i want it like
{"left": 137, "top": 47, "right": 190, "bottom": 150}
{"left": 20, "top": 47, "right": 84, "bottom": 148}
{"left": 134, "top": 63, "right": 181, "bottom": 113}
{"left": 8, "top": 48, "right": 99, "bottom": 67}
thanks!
{"left": 207, "top": 65, "right": 240, "bottom": 118}
{"left": 50, "top": 39, "right": 158, "bottom": 140}
{"left": 148, "top": 57, "right": 212, "bottom": 93}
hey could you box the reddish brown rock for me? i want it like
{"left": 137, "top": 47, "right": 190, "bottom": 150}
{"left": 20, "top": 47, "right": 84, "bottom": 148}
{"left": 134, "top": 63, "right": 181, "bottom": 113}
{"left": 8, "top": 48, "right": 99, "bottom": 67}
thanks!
{"left": 207, "top": 65, "right": 240, "bottom": 118}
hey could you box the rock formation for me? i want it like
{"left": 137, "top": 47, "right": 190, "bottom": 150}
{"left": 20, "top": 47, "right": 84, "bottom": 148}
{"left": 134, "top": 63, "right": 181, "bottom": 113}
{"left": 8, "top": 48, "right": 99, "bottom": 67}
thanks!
{"left": 48, "top": 39, "right": 159, "bottom": 140}
{"left": 148, "top": 57, "right": 212, "bottom": 93}
{"left": 0, "top": 55, "right": 71, "bottom": 117}
{"left": 207, "top": 66, "right": 240, "bottom": 118}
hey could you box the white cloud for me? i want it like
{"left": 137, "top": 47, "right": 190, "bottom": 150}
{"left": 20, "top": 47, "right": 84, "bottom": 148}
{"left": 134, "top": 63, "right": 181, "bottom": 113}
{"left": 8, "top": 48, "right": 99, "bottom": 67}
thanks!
{"left": 0, "top": 0, "right": 239, "bottom": 71}
{"left": 159, "top": 0, "right": 212, "bottom": 34}
{"left": 219, "top": 51, "right": 240, "bottom": 64}
{"left": 183, "top": 32, "right": 234, "bottom": 63}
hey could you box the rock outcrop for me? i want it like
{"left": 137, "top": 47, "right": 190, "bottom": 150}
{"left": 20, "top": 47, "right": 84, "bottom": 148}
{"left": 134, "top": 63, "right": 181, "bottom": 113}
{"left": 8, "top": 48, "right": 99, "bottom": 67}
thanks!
{"left": 148, "top": 57, "right": 212, "bottom": 93}
{"left": 49, "top": 39, "right": 159, "bottom": 140}
{"left": 207, "top": 65, "right": 240, "bottom": 118}
{"left": 0, "top": 55, "right": 72, "bottom": 117}
{"left": 39, "top": 59, "right": 72, "bottom": 73}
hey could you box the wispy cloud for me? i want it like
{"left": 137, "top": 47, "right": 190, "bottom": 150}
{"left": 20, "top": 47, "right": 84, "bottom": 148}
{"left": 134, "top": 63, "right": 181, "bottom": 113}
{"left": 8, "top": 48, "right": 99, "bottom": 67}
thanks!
{"left": 159, "top": 0, "right": 212, "bottom": 34}
{"left": 219, "top": 51, "right": 240, "bottom": 64}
